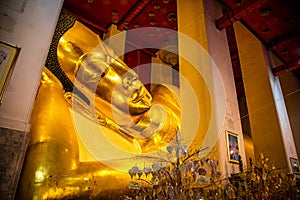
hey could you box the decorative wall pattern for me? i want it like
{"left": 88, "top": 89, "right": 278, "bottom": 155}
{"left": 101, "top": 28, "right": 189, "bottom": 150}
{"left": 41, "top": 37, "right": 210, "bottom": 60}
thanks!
{"left": 0, "top": 127, "right": 29, "bottom": 200}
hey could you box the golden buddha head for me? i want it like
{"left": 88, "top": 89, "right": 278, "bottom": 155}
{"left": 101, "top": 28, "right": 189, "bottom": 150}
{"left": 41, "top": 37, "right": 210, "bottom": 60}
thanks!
{"left": 57, "top": 21, "right": 152, "bottom": 117}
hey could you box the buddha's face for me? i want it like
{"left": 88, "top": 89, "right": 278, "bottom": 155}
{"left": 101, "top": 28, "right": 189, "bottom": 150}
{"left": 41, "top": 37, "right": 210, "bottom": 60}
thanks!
{"left": 76, "top": 51, "right": 152, "bottom": 116}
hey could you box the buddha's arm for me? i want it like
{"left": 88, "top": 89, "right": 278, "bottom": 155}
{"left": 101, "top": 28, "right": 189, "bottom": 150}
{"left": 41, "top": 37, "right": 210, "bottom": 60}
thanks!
{"left": 64, "top": 91, "right": 142, "bottom": 153}
{"left": 130, "top": 84, "right": 181, "bottom": 153}
{"left": 17, "top": 67, "right": 134, "bottom": 199}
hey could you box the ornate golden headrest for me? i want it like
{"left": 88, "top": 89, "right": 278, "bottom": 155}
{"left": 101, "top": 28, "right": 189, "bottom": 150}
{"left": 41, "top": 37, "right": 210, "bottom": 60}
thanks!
{"left": 56, "top": 21, "right": 102, "bottom": 79}
{"left": 45, "top": 10, "right": 114, "bottom": 91}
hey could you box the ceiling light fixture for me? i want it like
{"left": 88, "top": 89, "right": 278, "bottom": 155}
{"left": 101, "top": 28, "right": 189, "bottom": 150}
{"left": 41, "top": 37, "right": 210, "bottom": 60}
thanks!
{"left": 153, "top": 3, "right": 160, "bottom": 9}
{"left": 281, "top": 49, "right": 288, "bottom": 54}
{"left": 167, "top": 12, "right": 177, "bottom": 22}
{"left": 150, "top": 20, "right": 156, "bottom": 25}
{"left": 148, "top": 11, "right": 155, "bottom": 17}
{"left": 236, "top": 0, "right": 243, "bottom": 6}
{"left": 260, "top": 8, "right": 271, "bottom": 16}
{"left": 112, "top": 10, "right": 118, "bottom": 16}
{"left": 263, "top": 28, "right": 270, "bottom": 34}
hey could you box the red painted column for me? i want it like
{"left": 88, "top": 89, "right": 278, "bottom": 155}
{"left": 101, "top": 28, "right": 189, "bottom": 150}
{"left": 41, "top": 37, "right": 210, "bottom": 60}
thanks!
{"left": 124, "top": 45, "right": 152, "bottom": 91}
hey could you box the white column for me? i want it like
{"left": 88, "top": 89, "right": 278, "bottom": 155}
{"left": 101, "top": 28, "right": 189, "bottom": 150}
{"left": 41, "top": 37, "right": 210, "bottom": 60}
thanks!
{"left": 234, "top": 21, "right": 298, "bottom": 170}
{"left": 177, "top": 0, "right": 244, "bottom": 176}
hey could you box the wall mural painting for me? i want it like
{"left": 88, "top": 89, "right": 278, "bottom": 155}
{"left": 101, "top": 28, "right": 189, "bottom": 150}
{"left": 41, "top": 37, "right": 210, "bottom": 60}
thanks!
{"left": 226, "top": 131, "right": 240, "bottom": 163}
{"left": 0, "top": 41, "right": 20, "bottom": 104}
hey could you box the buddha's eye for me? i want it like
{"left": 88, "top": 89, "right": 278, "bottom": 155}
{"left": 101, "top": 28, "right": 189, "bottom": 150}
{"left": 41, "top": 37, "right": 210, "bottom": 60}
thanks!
{"left": 122, "top": 77, "right": 131, "bottom": 89}
{"left": 98, "top": 67, "right": 110, "bottom": 79}
{"left": 122, "top": 75, "right": 138, "bottom": 89}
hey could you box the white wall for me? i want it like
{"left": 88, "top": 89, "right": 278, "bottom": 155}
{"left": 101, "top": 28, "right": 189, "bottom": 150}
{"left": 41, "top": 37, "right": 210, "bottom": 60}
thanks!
{"left": 203, "top": 0, "right": 245, "bottom": 175}
{"left": 0, "top": 0, "right": 63, "bottom": 132}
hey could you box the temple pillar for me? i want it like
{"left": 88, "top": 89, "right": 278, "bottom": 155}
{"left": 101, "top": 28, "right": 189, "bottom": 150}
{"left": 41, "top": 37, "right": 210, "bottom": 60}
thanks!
{"left": 177, "top": 0, "right": 245, "bottom": 176}
{"left": 279, "top": 72, "right": 300, "bottom": 162}
{"left": 151, "top": 55, "right": 175, "bottom": 90}
{"left": 0, "top": 0, "right": 63, "bottom": 199}
{"left": 233, "top": 21, "right": 298, "bottom": 170}
{"left": 124, "top": 48, "right": 152, "bottom": 91}
{"left": 103, "top": 24, "right": 126, "bottom": 60}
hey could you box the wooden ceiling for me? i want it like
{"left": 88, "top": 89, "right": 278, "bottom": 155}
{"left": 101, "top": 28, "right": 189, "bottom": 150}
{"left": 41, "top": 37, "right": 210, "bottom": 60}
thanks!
{"left": 215, "top": 0, "right": 300, "bottom": 98}
{"left": 63, "top": 0, "right": 177, "bottom": 31}
{"left": 62, "top": 0, "right": 300, "bottom": 98}
{"left": 62, "top": 0, "right": 177, "bottom": 51}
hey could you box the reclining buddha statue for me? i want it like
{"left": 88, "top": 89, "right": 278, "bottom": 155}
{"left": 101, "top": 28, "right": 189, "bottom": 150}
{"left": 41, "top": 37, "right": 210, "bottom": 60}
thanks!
{"left": 16, "top": 10, "right": 180, "bottom": 199}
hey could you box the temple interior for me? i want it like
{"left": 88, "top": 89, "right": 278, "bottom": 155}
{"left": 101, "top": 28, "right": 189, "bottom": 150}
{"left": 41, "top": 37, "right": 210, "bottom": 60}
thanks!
{"left": 0, "top": 0, "right": 299, "bottom": 199}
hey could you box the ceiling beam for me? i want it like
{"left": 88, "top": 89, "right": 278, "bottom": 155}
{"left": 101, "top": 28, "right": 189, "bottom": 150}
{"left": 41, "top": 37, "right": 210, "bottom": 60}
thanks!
{"left": 238, "top": 19, "right": 289, "bottom": 69}
{"left": 272, "top": 59, "right": 300, "bottom": 76}
{"left": 117, "top": 0, "right": 152, "bottom": 31}
{"left": 215, "top": 0, "right": 263, "bottom": 30}
{"left": 266, "top": 29, "right": 300, "bottom": 50}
